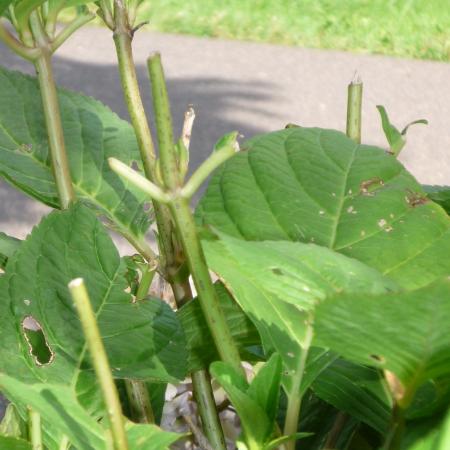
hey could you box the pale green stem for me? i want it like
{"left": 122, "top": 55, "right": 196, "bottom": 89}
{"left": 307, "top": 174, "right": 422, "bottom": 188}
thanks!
{"left": 69, "top": 278, "right": 129, "bottom": 450}
{"left": 346, "top": 76, "right": 363, "bottom": 144}
{"left": 29, "top": 408, "right": 42, "bottom": 450}
{"left": 108, "top": 158, "right": 171, "bottom": 204}
{"left": 51, "top": 13, "right": 95, "bottom": 52}
{"left": 283, "top": 324, "right": 313, "bottom": 450}
{"left": 0, "top": 18, "right": 41, "bottom": 60}
{"left": 181, "top": 144, "right": 237, "bottom": 199}
{"left": 99, "top": 0, "right": 115, "bottom": 29}
{"left": 135, "top": 264, "right": 156, "bottom": 301}
{"left": 29, "top": 11, "right": 75, "bottom": 209}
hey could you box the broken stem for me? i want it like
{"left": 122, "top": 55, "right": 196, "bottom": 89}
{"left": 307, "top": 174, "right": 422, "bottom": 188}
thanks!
{"left": 69, "top": 278, "right": 129, "bottom": 450}
{"left": 346, "top": 75, "right": 363, "bottom": 144}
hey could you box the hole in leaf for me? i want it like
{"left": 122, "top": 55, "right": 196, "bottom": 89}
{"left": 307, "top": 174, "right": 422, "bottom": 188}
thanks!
{"left": 22, "top": 316, "right": 54, "bottom": 366}
{"left": 271, "top": 267, "right": 284, "bottom": 276}
{"left": 370, "top": 354, "right": 385, "bottom": 363}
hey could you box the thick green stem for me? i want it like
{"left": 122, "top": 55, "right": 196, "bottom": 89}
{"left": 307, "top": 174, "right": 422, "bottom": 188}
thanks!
{"left": 346, "top": 76, "right": 363, "bottom": 144}
{"left": 110, "top": 16, "right": 226, "bottom": 446}
{"left": 69, "top": 278, "right": 129, "bottom": 450}
{"left": 124, "top": 380, "right": 155, "bottom": 424}
{"left": 113, "top": 28, "right": 156, "bottom": 176}
{"left": 192, "top": 370, "right": 227, "bottom": 450}
{"left": 29, "top": 408, "right": 42, "bottom": 450}
{"left": 170, "top": 197, "right": 243, "bottom": 372}
{"left": 283, "top": 324, "right": 313, "bottom": 450}
{"left": 29, "top": 12, "right": 75, "bottom": 209}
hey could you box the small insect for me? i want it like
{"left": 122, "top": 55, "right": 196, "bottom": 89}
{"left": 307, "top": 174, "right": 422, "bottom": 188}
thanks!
{"left": 405, "top": 189, "right": 429, "bottom": 207}
{"left": 360, "top": 177, "right": 384, "bottom": 196}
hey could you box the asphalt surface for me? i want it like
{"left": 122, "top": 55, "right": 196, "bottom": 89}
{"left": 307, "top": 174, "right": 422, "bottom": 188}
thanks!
{"left": 1, "top": 27, "right": 449, "bottom": 246}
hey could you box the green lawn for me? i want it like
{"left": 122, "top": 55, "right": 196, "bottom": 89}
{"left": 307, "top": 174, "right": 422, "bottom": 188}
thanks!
{"left": 138, "top": 0, "right": 450, "bottom": 61}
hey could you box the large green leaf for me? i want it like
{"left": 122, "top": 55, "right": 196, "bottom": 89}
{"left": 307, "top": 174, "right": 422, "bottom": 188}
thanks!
{"left": 203, "top": 233, "right": 396, "bottom": 402}
{"left": 0, "top": 204, "right": 186, "bottom": 413}
{"left": 0, "top": 374, "right": 183, "bottom": 450}
{"left": 0, "top": 67, "right": 151, "bottom": 243}
{"left": 314, "top": 278, "right": 450, "bottom": 397}
{"left": 196, "top": 127, "right": 450, "bottom": 288}
{"left": 178, "top": 282, "right": 260, "bottom": 371}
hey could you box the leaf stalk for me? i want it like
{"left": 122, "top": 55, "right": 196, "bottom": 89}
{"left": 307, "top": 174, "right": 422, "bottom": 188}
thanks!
{"left": 346, "top": 75, "right": 363, "bottom": 144}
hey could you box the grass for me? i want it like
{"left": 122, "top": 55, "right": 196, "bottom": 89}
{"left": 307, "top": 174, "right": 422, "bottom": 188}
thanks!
{"left": 137, "top": 0, "right": 450, "bottom": 61}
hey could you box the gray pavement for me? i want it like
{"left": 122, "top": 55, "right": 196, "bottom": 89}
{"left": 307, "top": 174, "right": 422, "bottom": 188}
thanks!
{"left": 0, "top": 26, "right": 449, "bottom": 245}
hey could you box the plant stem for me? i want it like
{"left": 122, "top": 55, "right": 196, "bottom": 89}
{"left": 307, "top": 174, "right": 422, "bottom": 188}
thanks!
{"left": 29, "top": 12, "right": 75, "bottom": 209}
{"left": 0, "top": 18, "right": 41, "bottom": 60}
{"left": 346, "top": 75, "right": 363, "bottom": 144}
{"left": 147, "top": 52, "right": 242, "bottom": 372}
{"left": 192, "top": 369, "right": 227, "bottom": 450}
{"left": 58, "top": 435, "right": 70, "bottom": 450}
{"left": 29, "top": 408, "right": 42, "bottom": 450}
{"left": 110, "top": 12, "right": 227, "bottom": 446}
{"left": 124, "top": 380, "right": 155, "bottom": 424}
{"left": 51, "top": 12, "right": 95, "bottom": 53}
{"left": 69, "top": 278, "right": 129, "bottom": 450}
{"left": 283, "top": 324, "right": 313, "bottom": 450}
{"left": 181, "top": 143, "right": 237, "bottom": 199}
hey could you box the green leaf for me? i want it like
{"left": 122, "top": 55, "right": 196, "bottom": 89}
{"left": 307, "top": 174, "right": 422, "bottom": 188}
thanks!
{"left": 0, "top": 436, "right": 32, "bottom": 450}
{"left": 203, "top": 232, "right": 396, "bottom": 419}
{"left": 0, "top": 67, "right": 151, "bottom": 244}
{"left": 0, "top": 0, "right": 13, "bottom": 16}
{"left": 0, "top": 374, "right": 105, "bottom": 450}
{"left": 0, "top": 403, "right": 27, "bottom": 439}
{"left": 0, "top": 374, "right": 183, "bottom": 450}
{"left": 196, "top": 127, "right": 450, "bottom": 289}
{"left": 247, "top": 353, "right": 282, "bottom": 424}
{"left": 0, "top": 231, "right": 20, "bottom": 269}
{"left": 125, "top": 422, "right": 184, "bottom": 450}
{"left": 210, "top": 361, "right": 273, "bottom": 448}
{"left": 178, "top": 282, "right": 260, "bottom": 371}
{"left": 376, "top": 105, "right": 427, "bottom": 156}
{"left": 423, "top": 185, "right": 450, "bottom": 214}
{"left": 312, "top": 359, "right": 391, "bottom": 433}
{"left": 314, "top": 278, "right": 450, "bottom": 402}
{"left": 0, "top": 204, "right": 186, "bottom": 413}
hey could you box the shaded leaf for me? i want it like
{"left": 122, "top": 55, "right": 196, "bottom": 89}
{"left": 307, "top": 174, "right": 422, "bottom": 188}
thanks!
{"left": 314, "top": 278, "right": 450, "bottom": 399}
{"left": 423, "top": 185, "right": 450, "bottom": 214}
{"left": 0, "top": 67, "right": 151, "bottom": 243}
{"left": 178, "top": 282, "right": 260, "bottom": 371}
{"left": 0, "top": 204, "right": 186, "bottom": 415}
{"left": 197, "top": 127, "right": 450, "bottom": 288}
{"left": 312, "top": 359, "right": 391, "bottom": 433}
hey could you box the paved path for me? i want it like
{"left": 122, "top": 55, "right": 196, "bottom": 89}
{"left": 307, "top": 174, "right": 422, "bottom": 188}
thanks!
{"left": 0, "top": 27, "right": 449, "bottom": 246}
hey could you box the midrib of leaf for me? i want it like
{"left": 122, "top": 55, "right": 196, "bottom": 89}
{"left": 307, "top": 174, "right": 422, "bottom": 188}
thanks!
{"left": 325, "top": 135, "right": 358, "bottom": 249}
